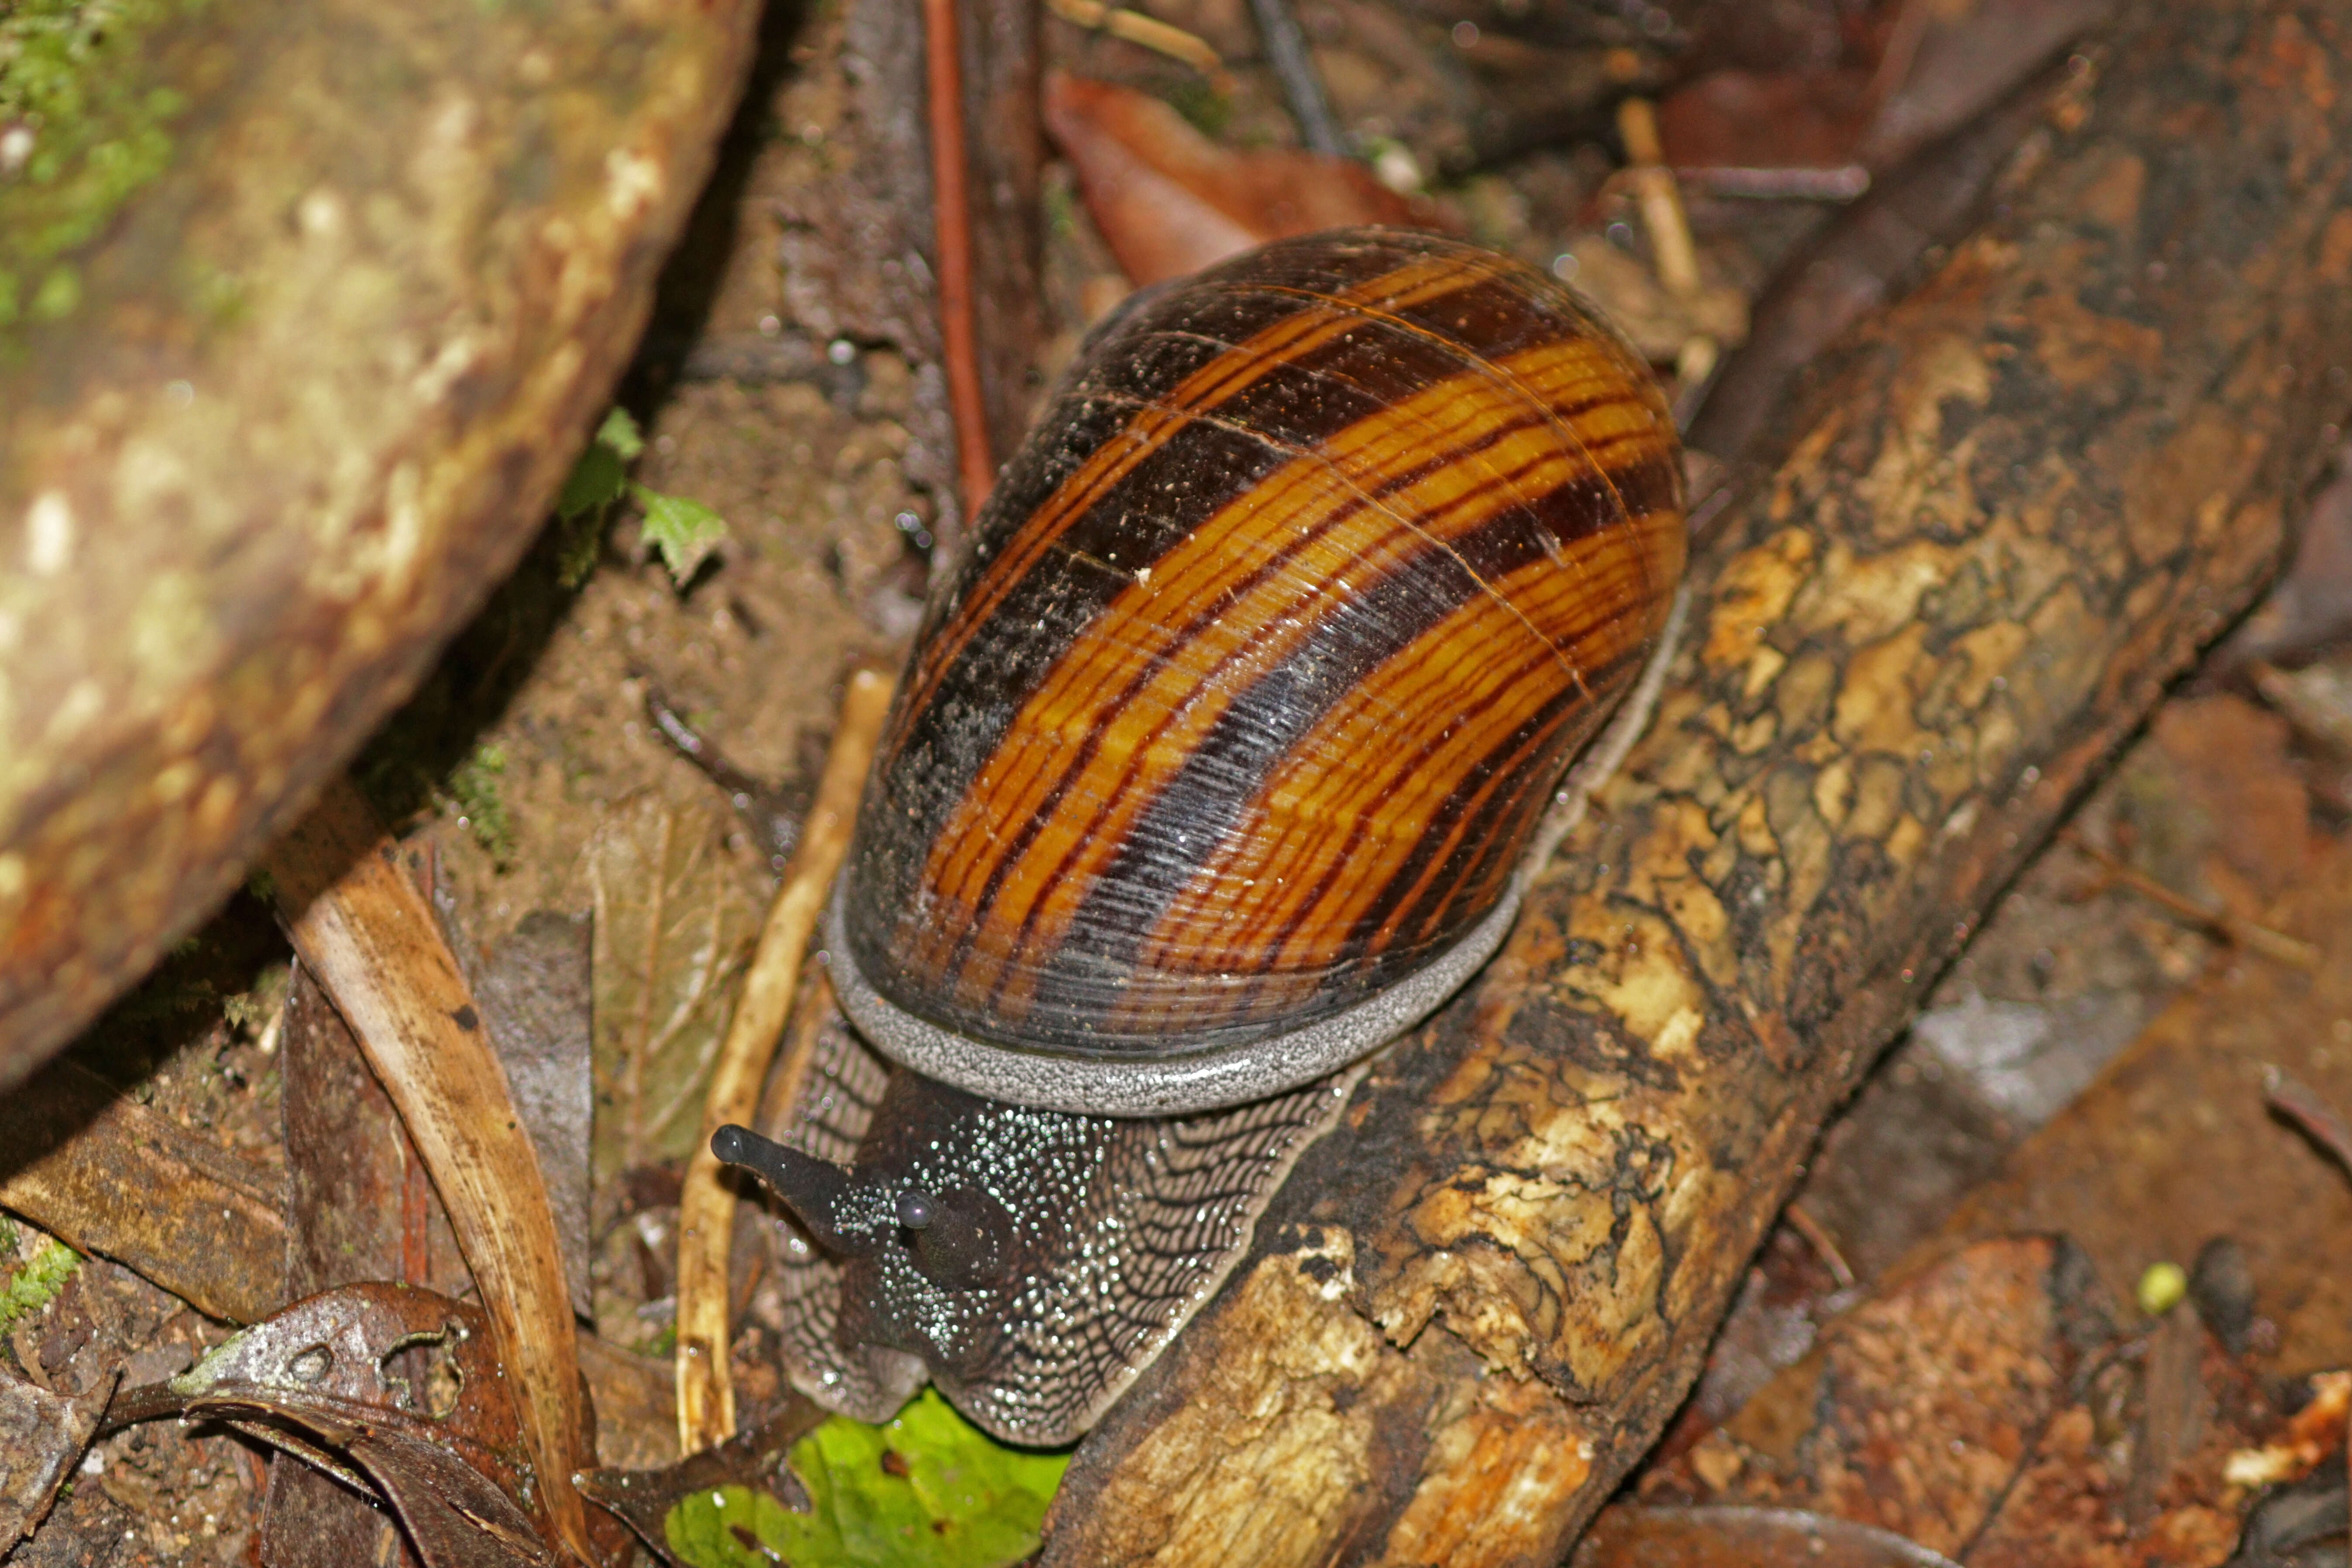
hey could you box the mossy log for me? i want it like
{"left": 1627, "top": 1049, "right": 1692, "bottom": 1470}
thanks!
{"left": 0, "top": 0, "right": 762, "bottom": 1085}
{"left": 1039, "top": 3, "right": 2352, "bottom": 1563}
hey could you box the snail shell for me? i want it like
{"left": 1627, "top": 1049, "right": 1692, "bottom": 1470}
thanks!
{"left": 832, "top": 225, "right": 1686, "bottom": 1117}
{"left": 719, "top": 227, "right": 1687, "bottom": 1444}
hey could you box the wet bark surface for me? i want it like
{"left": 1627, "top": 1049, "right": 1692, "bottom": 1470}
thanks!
{"left": 1040, "top": 3, "right": 2352, "bottom": 1563}
{"left": 0, "top": 0, "right": 764, "bottom": 1087}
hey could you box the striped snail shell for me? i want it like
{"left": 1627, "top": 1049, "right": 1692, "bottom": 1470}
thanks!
{"left": 717, "top": 227, "right": 1687, "bottom": 1444}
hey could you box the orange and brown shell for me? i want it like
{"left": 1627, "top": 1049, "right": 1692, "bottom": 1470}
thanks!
{"left": 828, "top": 227, "right": 1685, "bottom": 1115}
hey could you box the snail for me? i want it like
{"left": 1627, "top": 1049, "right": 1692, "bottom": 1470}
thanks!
{"left": 714, "top": 227, "right": 1688, "bottom": 1445}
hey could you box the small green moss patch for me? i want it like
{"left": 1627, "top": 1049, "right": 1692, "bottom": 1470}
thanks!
{"left": 0, "top": 0, "right": 204, "bottom": 332}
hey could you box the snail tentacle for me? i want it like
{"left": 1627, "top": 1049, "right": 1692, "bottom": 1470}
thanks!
{"left": 710, "top": 1124, "right": 883, "bottom": 1259}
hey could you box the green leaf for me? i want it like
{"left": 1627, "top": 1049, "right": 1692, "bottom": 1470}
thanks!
{"left": 554, "top": 407, "right": 644, "bottom": 522}
{"left": 635, "top": 486, "right": 727, "bottom": 587}
{"left": 665, "top": 1390, "right": 1069, "bottom": 1568}
{"left": 555, "top": 440, "right": 628, "bottom": 522}
{"left": 665, "top": 1486, "right": 800, "bottom": 1568}
{"left": 596, "top": 406, "right": 646, "bottom": 461}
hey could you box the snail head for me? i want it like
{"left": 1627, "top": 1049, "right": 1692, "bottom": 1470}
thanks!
{"left": 712, "top": 1122, "right": 1014, "bottom": 1295}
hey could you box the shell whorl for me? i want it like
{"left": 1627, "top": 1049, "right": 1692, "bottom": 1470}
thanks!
{"left": 838, "top": 228, "right": 1685, "bottom": 1112}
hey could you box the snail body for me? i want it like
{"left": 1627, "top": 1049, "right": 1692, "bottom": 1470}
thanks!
{"left": 719, "top": 227, "right": 1687, "bottom": 1443}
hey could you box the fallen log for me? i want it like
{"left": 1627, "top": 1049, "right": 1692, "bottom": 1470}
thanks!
{"left": 0, "top": 0, "right": 763, "bottom": 1087}
{"left": 1039, "top": 2, "right": 2352, "bottom": 1562}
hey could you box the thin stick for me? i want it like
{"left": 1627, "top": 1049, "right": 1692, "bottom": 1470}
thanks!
{"left": 1046, "top": 0, "right": 1234, "bottom": 93}
{"left": 1783, "top": 1200, "right": 1856, "bottom": 1293}
{"left": 2265, "top": 1067, "right": 2352, "bottom": 1178}
{"left": 1616, "top": 97, "right": 1703, "bottom": 299}
{"left": 925, "top": 0, "right": 997, "bottom": 517}
{"left": 1864, "top": 0, "right": 1932, "bottom": 130}
{"left": 1618, "top": 94, "right": 1717, "bottom": 416}
{"left": 263, "top": 778, "right": 592, "bottom": 1562}
{"left": 759, "top": 967, "right": 840, "bottom": 1152}
{"left": 674, "top": 670, "right": 896, "bottom": 1454}
{"left": 2063, "top": 831, "right": 2319, "bottom": 970}
{"left": 2263, "top": 1062, "right": 2352, "bottom": 1513}
{"left": 1247, "top": 0, "right": 1348, "bottom": 158}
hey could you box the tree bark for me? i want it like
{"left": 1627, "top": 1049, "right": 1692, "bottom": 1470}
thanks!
{"left": 0, "top": 0, "right": 762, "bottom": 1087}
{"left": 1039, "top": 3, "right": 2352, "bottom": 1563}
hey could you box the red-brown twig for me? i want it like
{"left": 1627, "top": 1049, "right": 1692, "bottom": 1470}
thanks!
{"left": 1783, "top": 1200, "right": 1857, "bottom": 1293}
{"left": 2063, "top": 830, "right": 2318, "bottom": 970}
{"left": 2266, "top": 1067, "right": 2352, "bottom": 1178}
{"left": 925, "top": 0, "right": 996, "bottom": 517}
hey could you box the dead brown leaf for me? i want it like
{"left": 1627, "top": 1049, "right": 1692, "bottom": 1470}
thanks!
{"left": 263, "top": 781, "right": 592, "bottom": 1561}
{"left": 1043, "top": 72, "right": 1436, "bottom": 286}
{"left": 1575, "top": 1505, "right": 1963, "bottom": 1567}
{"left": 0, "top": 1060, "right": 285, "bottom": 1325}
{"left": 1935, "top": 828, "right": 2352, "bottom": 1378}
{"left": 158, "top": 1284, "right": 617, "bottom": 1568}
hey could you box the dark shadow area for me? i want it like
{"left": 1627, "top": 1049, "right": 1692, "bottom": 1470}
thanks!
{"left": 621, "top": 0, "right": 817, "bottom": 412}
{"left": 351, "top": 0, "right": 818, "bottom": 830}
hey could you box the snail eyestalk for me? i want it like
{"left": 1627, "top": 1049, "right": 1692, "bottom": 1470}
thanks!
{"left": 717, "top": 1123, "right": 1017, "bottom": 1293}
{"left": 712, "top": 1124, "right": 880, "bottom": 1259}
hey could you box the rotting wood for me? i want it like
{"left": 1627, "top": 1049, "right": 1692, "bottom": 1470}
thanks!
{"left": 1039, "top": 3, "right": 2352, "bottom": 1563}
{"left": 0, "top": 0, "right": 764, "bottom": 1090}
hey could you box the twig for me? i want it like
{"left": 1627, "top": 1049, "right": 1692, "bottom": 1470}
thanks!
{"left": 924, "top": 0, "right": 997, "bottom": 517}
{"left": 1673, "top": 165, "right": 1871, "bottom": 201}
{"left": 1618, "top": 95, "right": 1719, "bottom": 410}
{"left": 1046, "top": 0, "right": 1234, "bottom": 94}
{"left": 674, "top": 670, "right": 896, "bottom": 1455}
{"left": 1248, "top": 0, "right": 1349, "bottom": 158}
{"left": 2263, "top": 1063, "right": 2352, "bottom": 1513}
{"left": 262, "top": 777, "right": 592, "bottom": 1561}
{"left": 2063, "top": 830, "right": 2319, "bottom": 970}
{"left": 1616, "top": 97, "right": 1703, "bottom": 299}
{"left": 1864, "top": 0, "right": 1932, "bottom": 131}
{"left": 756, "top": 968, "right": 843, "bottom": 1168}
{"left": 400, "top": 1149, "right": 433, "bottom": 1289}
{"left": 1783, "top": 1200, "right": 1857, "bottom": 1293}
{"left": 2265, "top": 1067, "right": 2352, "bottom": 1178}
